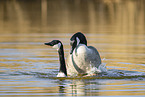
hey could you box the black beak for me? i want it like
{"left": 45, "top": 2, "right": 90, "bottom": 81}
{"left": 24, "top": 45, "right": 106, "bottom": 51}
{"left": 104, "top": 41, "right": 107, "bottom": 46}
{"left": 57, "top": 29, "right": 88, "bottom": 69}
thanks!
{"left": 70, "top": 40, "right": 75, "bottom": 54}
{"left": 70, "top": 46, "right": 75, "bottom": 54}
{"left": 44, "top": 42, "right": 52, "bottom": 46}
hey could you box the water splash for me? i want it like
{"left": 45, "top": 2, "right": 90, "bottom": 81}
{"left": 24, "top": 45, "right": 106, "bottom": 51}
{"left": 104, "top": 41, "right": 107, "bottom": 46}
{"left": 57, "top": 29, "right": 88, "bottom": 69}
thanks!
{"left": 87, "top": 63, "right": 107, "bottom": 75}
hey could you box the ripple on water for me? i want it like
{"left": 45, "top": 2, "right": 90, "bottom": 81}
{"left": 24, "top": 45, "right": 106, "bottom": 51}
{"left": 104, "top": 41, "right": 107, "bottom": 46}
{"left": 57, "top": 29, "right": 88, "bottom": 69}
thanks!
{"left": 0, "top": 32, "right": 145, "bottom": 96}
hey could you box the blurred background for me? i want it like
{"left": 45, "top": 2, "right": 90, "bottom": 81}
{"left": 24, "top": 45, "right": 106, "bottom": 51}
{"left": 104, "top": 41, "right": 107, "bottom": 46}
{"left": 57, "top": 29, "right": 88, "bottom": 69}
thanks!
{"left": 0, "top": 0, "right": 144, "bottom": 34}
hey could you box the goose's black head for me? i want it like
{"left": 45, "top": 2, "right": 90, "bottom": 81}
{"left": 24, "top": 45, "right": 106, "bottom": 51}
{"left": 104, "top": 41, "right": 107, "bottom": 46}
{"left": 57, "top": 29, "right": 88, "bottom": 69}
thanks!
{"left": 70, "top": 32, "right": 87, "bottom": 54}
{"left": 44, "top": 40, "right": 62, "bottom": 50}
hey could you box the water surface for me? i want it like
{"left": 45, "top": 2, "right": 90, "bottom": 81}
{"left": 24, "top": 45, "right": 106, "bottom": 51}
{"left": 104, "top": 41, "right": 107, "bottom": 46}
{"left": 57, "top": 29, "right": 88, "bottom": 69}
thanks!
{"left": 0, "top": 0, "right": 145, "bottom": 96}
{"left": 0, "top": 33, "right": 145, "bottom": 96}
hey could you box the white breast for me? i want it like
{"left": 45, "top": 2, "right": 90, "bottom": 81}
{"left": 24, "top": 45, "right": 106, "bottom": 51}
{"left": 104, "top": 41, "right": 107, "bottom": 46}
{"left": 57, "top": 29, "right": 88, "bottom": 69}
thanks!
{"left": 76, "top": 44, "right": 88, "bottom": 55}
{"left": 66, "top": 44, "right": 90, "bottom": 75}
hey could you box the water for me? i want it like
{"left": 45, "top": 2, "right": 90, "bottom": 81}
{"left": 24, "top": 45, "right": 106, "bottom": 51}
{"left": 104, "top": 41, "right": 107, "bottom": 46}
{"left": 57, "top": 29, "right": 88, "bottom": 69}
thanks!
{"left": 0, "top": 0, "right": 145, "bottom": 96}
{"left": 0, "top": 33, "right": 145, "bottom": 96}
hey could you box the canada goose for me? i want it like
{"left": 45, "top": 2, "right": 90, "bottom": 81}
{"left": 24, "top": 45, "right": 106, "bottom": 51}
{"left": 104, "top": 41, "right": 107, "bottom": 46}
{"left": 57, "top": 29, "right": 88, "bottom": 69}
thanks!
{"left": 66, "top": 32, "right": 104, "bottom": 75}
{"left": 45, "top": 40, "right": 67, "bottom": 77}
{"left": 44, "top": 33, "right": 106, "bottom": 77}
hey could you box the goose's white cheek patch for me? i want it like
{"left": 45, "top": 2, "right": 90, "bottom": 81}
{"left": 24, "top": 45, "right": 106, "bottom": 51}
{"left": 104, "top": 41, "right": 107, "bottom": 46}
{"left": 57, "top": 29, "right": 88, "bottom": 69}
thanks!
{"left": 53, "top": 43, "right": 61, "bottom": 50}
{"left": 76, "top": 37, "right": 80, "bottom": 46}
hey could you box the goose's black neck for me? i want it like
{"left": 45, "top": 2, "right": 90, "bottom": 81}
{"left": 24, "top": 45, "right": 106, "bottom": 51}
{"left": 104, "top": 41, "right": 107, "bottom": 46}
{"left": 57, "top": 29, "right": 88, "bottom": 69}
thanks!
{"left": 58, "top": 44, "right": 67, "bottom": 76}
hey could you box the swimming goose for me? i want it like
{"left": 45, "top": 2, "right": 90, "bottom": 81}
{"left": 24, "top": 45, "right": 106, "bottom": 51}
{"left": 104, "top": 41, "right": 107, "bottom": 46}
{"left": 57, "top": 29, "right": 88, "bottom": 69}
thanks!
{"left": 45, "top": 40, "right": 67, "bottom": 77}
{"left": 44, "top": 33, "right": 106, "bottom": 77}
{"left": 66, "top": 32, "right": 103, "bottom": 75}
